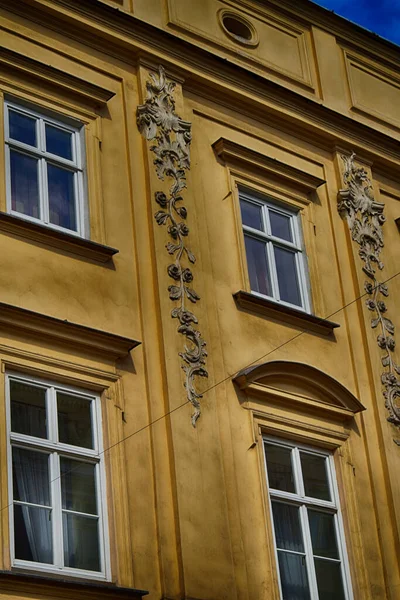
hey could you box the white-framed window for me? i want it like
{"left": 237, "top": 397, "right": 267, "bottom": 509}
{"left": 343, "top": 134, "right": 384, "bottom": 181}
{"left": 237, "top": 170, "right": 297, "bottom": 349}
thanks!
{"left": 263, "top": 438, "right": 353, "bottom": 600}
{"left": 4, "top": 100, "right": 86, "bottom": 236}
{"left": 6, "top": 373, "right": 110, "bottom": 580}
{"left": 239, "top": 190, "right": 310, "bottom": 311}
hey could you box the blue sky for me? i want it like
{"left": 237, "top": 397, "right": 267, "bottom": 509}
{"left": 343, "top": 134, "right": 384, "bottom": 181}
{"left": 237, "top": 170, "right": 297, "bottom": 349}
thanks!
{"left": 311, "top": 0, "right": 400, "bottom": 46}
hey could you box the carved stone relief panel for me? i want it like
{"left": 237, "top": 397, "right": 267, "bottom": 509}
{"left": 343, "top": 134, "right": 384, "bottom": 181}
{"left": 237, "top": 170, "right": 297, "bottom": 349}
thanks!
{"left": 137, "top": 66, "right": 208, "bottom": 426}
{"left": 338, "top": 154, "right": 400, "bottom": 439}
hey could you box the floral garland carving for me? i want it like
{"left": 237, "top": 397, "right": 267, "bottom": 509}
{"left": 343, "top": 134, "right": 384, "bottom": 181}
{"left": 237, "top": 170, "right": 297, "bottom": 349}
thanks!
{"left": 137, "top": 66, "right": 208, "bottom": 426}
{"left": 338, "top": 153, "right": 400, "bottom": 435}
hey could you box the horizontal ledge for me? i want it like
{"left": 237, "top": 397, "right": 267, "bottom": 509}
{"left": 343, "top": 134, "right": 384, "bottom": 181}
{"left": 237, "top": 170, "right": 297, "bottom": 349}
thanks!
{"left": 0, "top": 571, "right": 148, "bottom": 598}
{"left": 0, "top": 47, "right": 115, "bottom": 106}
{"left": 233, "top": 291, "right": 339, "bottom": 336}
{"left": 0, "top": 212, "right": 118, "bottom": 263}
{"left": 0, "top": 302, "right": 140, "bottom": 360}
{"left": 212, "top": 138, "right": 325, "bottom": 193}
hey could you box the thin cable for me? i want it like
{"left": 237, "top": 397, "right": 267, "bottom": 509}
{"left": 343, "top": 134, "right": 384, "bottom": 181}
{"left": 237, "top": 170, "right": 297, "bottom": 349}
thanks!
{"left": 200, "top": 269, "right": 400, "bottom": 396}
{"left": 5, "top": 270, "right": 400, "bottom": 518}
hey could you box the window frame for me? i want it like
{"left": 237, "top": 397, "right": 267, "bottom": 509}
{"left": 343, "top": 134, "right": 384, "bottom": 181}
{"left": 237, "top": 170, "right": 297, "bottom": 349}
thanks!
{"left": 4, "top": 100, "right": 87, "bottom": 238}
{"left": 6, "top": 371, "right": 110, "bottom": 581}
{"left": 239, "top": 189, "right": 311, "bottom": 313}
{"left": 263, "top": 436, "right": 354, "bottom": 600}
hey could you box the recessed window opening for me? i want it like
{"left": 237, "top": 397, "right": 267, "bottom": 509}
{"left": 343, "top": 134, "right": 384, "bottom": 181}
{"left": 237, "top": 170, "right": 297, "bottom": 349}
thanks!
{"left": 263, "top": 438, "right": 354, "bottom": 600}
{"left": 6, "top": 373, "right": 109, "bottom": 580}
{"left": 4, "top": 100, "right": 86, "bottom": 237}
{"left": 239, "top": 189, "right": 311, "bottom": 312}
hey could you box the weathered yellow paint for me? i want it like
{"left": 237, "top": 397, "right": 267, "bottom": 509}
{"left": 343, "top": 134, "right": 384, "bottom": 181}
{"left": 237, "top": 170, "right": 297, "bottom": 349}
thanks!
{"left": 0, "top": 1, "right": 398, "bottom": 599}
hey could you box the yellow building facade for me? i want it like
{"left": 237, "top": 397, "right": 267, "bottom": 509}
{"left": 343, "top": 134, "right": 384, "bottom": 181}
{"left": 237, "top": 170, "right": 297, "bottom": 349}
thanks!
{"left": 0, "top": 0, "right": 399, "bottom": 599}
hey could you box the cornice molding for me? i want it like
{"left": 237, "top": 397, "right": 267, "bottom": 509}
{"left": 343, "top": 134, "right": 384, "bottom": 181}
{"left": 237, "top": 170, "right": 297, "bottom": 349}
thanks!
{"left": 15, "top": 0, "right": 400, "bottom": 71}
{"left": 187, "top": 77, "right": 400, "bottom": 177}
{"left": 214, "top": 138, "right": 325, "bottom": 193}
{"left": 244, "top": 382, "right": 356, "bottom": 423}
{"left": 3, "top": 0, "right": 400, "bottom": 173}
{"left": 253, "top": 410, "right": 349, "bottom": 446}
{"left": 0, "top": 46, "right": 115, "bottom": 106}
{"left": 0, "top": 212, "right": 118, "bottom": 264}
{"left": 0, "top": 302, "right": 140, "bottom": 360}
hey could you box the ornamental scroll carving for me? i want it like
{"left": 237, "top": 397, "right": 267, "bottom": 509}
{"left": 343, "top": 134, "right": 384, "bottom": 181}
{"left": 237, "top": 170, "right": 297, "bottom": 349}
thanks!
{"left": 338, "top": 153, "right": 400, "bottom": 435}
{"left": 137, "top": 66, "right": 208, "bottom": 426}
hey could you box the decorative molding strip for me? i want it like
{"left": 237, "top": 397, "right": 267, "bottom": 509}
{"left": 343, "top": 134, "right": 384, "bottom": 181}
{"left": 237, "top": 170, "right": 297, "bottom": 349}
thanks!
{"left": 213, "top": 138, "right": 325, "bottom": 193}
{"left": 233, "top": 291, "right": 339, "bottom": 337}
{"left": 137, "top": 66, "right": 208, "bottom": 426}
{"left": 338, "top": 153, "right": 400, "bottom": 437}
{"left": 0, "top": 212, "right": 118, "bottom": 264}
{"left": 0, "top": 302, "right": 139, "bottom": 360}
{"left": 0, "top": 47, "right": 115, "bottom": 107}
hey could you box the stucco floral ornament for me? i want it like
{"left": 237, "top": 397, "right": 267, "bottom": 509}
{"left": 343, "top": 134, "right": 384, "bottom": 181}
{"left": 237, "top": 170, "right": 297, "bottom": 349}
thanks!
{"left": 137, "top": 66, "right": 208, "bottom": 426}
{"left": 338, "top": 153, "right": 400, "bottom": 438}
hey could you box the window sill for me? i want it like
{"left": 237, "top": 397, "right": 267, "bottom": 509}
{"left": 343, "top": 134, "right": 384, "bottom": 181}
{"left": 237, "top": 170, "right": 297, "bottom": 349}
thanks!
{"left": 0, "top": 212, "right": 118, "bottom": 264}
{"left": 0, "top": 571, "right": 148, "bottom": 598}
{"left": 233, "top": 291, "right": 339, "bottom": 337}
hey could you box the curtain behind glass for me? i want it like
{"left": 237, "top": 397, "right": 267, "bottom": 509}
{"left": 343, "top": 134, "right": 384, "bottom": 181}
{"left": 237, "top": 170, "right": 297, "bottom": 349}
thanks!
{"left": 13, "top": 447, "right": 52, "bottom": 563}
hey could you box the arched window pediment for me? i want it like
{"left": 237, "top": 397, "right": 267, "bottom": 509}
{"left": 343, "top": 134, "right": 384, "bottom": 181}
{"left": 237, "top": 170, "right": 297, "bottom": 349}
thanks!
{"left": 234, "top": 361, "right": 365, "bottom": 422}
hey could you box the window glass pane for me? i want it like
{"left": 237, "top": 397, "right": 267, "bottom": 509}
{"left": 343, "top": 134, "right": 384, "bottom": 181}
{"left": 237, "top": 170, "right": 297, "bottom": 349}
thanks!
{"left": 240, "top": 199, "right": 263, "bottom": 230}
{"left": 314, "top": 558, "right": 346, "bottom": 600}
{"left": 47, "top": 165, "right": 76, "bottom": 231}
{"left": 308, "top": 510, "right": 339, "bottom": 559}
{"left": 10, "top": 380, "right": 47, "bottom": 439}
{"left": 12, "top": 447, "right": 50, "bottom": 505}
{"left": 269, "top": 210, "right": 293, "bottom": 242}
{"left": 60, "top": 458, "right": 97, "bottom": 515}
{"left": 14, "top": 504, "right": 52, "bottom": 564}
{"left": 244, "top": 235, "right": 272, "bottom": 297}
{"left": 272, "top": 502, "right": 304, "bottom": 552}
{"left": 46, "top": 124, "right": 73, "bottom": 160}
{"left": 63, "top": 513, "right": 100, "bottom": 571}
{"left": 277, "top": 551, "right": 311, "bottom": 600}
{"left": 274, "top": 246, "right": 302, "bottom": 306}
{"left": 10, "top": 150, "right": 40, "bottom": 219}
{"left": 264, "top": 443, "right": 295, "bottom": 492}
{"left": 9, "top": 110, "right": 37, "bottom": 147}
{"left": 57, "top": 392, "right": 93, "bottom": 449}
{"left": 300, "top": 452, "right": 331, "bottom": 501}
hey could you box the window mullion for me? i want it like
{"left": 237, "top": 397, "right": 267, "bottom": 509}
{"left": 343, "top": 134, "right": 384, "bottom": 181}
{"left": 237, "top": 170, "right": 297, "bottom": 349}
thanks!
{"left": 41, "top": 158, "right": 49, "bottom": 224}
{"left": 266, "top": 241, "right": 279, "bottom": 300}
{"left": 301, "top": 504, "right": 319, "bottom": 600}
{"left": 49, "top": 385, "right": 62, "bottom": 567}
{"left": 295, "top": 251, "right": 310, "bottom": 312}
{"left": 292, "top": 447, "right": 304, "bottom": 497}
{"left": 329, "top": 457, "right": 354, "bottom": 600}
{"left": 5, "top": 144, "right": 12, "bottom": 214}
{"left": 50, "top": 452, "right": 63, "bottom": 568}
{"left": 74, "top": 171, "right": 83, "bottom": 236}
{"left": 48, "top": 386, "right": 58, "bottom": 443}
{"left": 261, "top": 203, "right": 270, "bottom": 235}
{"left": 95, "top": 462, "right": 106, "bottom": 574}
